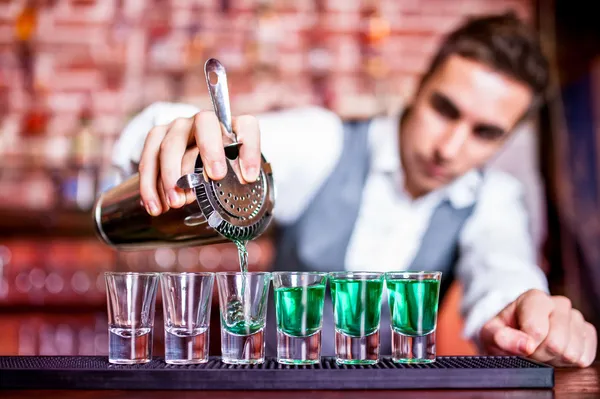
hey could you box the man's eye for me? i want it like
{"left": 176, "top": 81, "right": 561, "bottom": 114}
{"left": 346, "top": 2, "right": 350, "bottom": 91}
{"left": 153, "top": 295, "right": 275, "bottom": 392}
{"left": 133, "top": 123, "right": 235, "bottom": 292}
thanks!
{"left": 473, "top": 126, "right": 505, "bottom": 141}
{"left": 430, "top": 93, "right": 460, "bottom": 120}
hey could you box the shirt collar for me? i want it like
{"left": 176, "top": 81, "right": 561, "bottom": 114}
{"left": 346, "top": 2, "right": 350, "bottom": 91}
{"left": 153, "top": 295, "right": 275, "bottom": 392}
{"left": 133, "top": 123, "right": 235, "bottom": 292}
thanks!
{"left": 369, "top": 114, "right": 401, "bottom": 173}
{"left": 368, "top": 111, "right": 483, "bottom": 209}
{"left": 444, "top": 169, "right": 483, "bottom": 209}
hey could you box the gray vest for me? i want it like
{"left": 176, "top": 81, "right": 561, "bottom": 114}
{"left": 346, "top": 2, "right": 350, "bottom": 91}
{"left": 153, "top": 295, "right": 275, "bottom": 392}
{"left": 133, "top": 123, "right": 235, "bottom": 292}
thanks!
{"left": 266, "top": 119, "right": 478, "bottom": 356}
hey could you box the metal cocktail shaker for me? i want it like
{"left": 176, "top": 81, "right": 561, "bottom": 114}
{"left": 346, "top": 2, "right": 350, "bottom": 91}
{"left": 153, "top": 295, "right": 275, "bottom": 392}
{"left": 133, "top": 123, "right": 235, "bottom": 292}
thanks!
{"left": 93, "top": 59, "right": 275, "bottom": 251}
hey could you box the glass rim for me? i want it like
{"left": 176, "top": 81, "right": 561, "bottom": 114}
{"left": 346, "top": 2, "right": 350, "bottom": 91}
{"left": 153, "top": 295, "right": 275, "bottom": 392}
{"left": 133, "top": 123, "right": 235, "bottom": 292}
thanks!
{"left": 272, "top": 271, "right": 328, "bottom": 288}
{"left": 385, "top": 271, "right": 442, "bottom": 279}
{"left": 160, "top": 272, "right": 215, "bottom": 277}
{"left": 272, "top": 271, "right": 328, "bottom": 277}
{"left": 329, "top": 271, "right": 384, "bottom": 279}
{"left": 104, "top": 271, "right": 160, "bottom": 277}
{"left": 215, "top": 271, "right": 271, "bottom": 276}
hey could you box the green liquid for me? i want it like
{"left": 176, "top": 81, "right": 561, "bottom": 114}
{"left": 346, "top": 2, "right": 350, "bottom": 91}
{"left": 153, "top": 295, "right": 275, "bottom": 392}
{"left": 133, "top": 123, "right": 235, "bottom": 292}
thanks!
{"left": 223, "top": 318, "right": 264, "bottom": 336}
{"left": 330, "top": 278, "right": 383, "bottom": 337}
{"left": 275, "top": 285, "right": 326, "bottom": 337}
{"left": 387, "top": 278, "right": 440, "bottom": 336}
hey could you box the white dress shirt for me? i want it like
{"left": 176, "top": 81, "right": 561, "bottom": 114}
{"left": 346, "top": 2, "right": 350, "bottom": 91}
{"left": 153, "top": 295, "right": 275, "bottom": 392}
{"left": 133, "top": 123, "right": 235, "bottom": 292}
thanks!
{"left": 112, "top": 102, "right": 549, "bottom": 343}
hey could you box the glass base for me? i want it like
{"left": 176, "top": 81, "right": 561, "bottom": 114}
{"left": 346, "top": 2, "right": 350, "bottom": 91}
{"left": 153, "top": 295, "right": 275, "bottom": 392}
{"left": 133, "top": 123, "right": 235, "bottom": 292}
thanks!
{"left": 277, "top": 329, "right": 321, "bottom": 365}
{"left": 165, "top": 328, "right": 209, "bottom": 365}
{"left": 108, "top": 328, "right": 152, "bottom": 365}
{"left": 108, "top": 358, "right": 152, "bottom": 365}
{"left": 165, "top": 358, "right": 208, "bottom": 365}
{"left": 221, "top": 327, "right": 265, "bottom": 365}
{"left": 334, "top": 329, "right": 380, "bottom": 365}
{"left": 392, "top": 329, "right": 436, "bottom": 364}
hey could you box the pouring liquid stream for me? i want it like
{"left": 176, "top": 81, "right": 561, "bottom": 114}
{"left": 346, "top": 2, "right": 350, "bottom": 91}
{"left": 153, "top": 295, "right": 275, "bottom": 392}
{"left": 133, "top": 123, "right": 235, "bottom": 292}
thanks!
{"left": 227, "top": 238, "right": 258, "bottom": 335}
{"left": 233, "top": 238, "right": 249, "bottom": 294}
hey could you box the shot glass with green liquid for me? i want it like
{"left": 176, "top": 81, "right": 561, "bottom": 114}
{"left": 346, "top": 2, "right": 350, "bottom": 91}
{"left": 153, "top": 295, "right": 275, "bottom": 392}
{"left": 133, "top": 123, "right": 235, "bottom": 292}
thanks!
{"left": 273, "top": 272, "right": 327, "bottom": 365}
{"left": 216, "top": 271, "right": 271, "bottom": 364}
{"left": 330, "top": 272, "right": 384, "bottom": 365}
{"left": 385, "top": 271, "right": 441, "bottom": 364}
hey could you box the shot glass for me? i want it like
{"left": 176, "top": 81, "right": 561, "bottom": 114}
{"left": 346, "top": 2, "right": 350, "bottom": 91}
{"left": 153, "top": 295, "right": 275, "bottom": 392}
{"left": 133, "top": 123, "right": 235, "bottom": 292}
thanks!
{"left": 386, "top": 271, "right": 442, "bottom": 364}
{"left": 216, "top": 272, "right": 271, "bottom": 364}
{"left": 273, "top": 272, "right": 328, "bottom": 365}
{"left": 160, "top": 272, "right": 214, "bottom": 364}
{"left": 329, "top": 271, "right": 384, "bottom": 365}
{"left": 105, "top": 272, "right": 159, "bottom": 364}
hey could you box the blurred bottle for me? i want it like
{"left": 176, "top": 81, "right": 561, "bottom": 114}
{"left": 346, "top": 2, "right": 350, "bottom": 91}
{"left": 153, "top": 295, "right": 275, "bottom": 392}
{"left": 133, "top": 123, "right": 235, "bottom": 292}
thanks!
{"left": 361, "top": 1, "right": 390, "bottom": 80}
{"left": 61, "top": 94, "right": 100, "bottom": 211}
{"left": 103, "top": 0, "right": 128, "bottom": 91}
{"left": 10, "top": 83, "right": 57, "bottom": 209}
{"left": 20, "top": 90, "right": 50, "bottom": 140}
{"left": 15, "top": 0, "right": 37, "bottom": 95}
{"left": 184, "top": 3, "right": 205, "bottom": 73}
{"left": 251, "top": 1, "right": 280, "bottom": 67}
{"left": 18, "top": 87, "right": 53, "bottom": 216}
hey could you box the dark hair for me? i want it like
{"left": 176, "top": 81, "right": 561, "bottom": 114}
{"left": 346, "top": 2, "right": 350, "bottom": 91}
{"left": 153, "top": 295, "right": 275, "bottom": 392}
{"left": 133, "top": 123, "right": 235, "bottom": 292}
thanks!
{"left": 418, "top": 12, "right": 550, "bottom": 118}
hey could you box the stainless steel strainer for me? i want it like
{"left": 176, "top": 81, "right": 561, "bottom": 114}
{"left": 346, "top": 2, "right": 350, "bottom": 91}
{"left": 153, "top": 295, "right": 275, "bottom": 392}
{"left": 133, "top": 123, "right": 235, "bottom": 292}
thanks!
{"left": 176, "top": 58, "right": 275, "bottom": 242}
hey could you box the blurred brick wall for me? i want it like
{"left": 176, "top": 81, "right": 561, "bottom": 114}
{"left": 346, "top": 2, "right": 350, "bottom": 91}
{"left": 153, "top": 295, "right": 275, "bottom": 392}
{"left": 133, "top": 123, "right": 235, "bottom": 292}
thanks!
{"left": 0, "top": 0, "right": 532, "bottom": 160}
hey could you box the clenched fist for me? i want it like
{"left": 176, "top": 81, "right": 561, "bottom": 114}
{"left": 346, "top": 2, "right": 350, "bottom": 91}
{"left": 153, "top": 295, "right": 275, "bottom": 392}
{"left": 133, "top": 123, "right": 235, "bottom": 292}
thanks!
{"left": 479, "top": 289, "right": 597, "bottom": 367}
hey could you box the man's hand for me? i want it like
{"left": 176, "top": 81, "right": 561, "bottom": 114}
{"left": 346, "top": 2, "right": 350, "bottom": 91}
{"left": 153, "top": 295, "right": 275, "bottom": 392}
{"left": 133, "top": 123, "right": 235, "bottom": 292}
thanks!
{"left": 479, "top": 289, "right": 597, "bottom": 367}
{"left": 138, "top": 111, "right": 261, "bottom": 216}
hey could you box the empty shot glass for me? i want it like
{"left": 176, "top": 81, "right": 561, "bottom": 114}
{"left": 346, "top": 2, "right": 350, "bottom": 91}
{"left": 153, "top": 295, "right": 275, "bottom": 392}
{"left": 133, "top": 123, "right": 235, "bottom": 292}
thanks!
{"left": 273, "top": 272, "right": 327, "bottom": 365}
{"left": 105, "top": 272, "right": 159, "bottom": 364}
{"left": 160, "top": 272, "right": 214, "bottom": 364}
{"left": 386, "top": 271, "right": 442, "bottom": 364}
{"left": 216, "top": 272, "right": 271, "bottom": 365}
{"left": 329, "top": 271, "right": 384, "bottom": 365}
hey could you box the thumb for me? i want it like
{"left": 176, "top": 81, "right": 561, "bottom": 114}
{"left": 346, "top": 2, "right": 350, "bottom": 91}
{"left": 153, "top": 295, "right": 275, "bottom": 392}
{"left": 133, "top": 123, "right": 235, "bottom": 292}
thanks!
{"left": 480, "top": 302, "right": 536, "bottom": 356}
{"left": 491, "top": 326, "right": 536, "bottom": 355}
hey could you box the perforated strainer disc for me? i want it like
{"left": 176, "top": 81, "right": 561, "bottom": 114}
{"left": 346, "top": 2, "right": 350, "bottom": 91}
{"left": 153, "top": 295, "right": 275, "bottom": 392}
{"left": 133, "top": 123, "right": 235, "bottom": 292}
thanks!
{"left": 192, "top": 154, "right": 274, "bottom": 241}
{"left": 212, "top": 168, "right": 265, "bottom": 221}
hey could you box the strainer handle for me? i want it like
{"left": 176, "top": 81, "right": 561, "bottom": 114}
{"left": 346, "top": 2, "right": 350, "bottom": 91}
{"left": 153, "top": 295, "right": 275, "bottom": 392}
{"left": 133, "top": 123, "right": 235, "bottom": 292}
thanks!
{"left": 204, "top": 58, "right": 238, "bottom": 146}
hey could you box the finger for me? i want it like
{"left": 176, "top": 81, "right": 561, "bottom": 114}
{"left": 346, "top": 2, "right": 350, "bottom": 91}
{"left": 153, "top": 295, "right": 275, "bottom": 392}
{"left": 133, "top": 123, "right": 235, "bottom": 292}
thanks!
{"left": 233, "top": 115, "right": 261, "bottom": 182}
{"left": 561, "top": 309, "right": 585, "bottom": 366}
{"left": 493, "top": 326, "right": 535, "bottom": 356}
{"left": 516, "top": 290, "right": 554, "bottom": 347}
{"left": 194, "top": 111, "right": 227, "bottom": 180}
{"left": 578, "top": 322, "right": 598, "bottom": 367}
{"left": 181, "top": 147, "right": 200, "bottom": 206}
{"left": 480, "top": 309, "right": 534, "bottom": 356}
{"left": 479, "top": 315, "right": 508, "bottom": 351}
{"left": 159, "top": 117, "right": 194, "bottom": 209}
{"left": 139, "top": 125, "right": 168, "bottom": 216}
{"left": 531, "top": 296, "right": 571, "bottom": 363}
{"left": 157, "top": 178, "right": 170, "bottom": 214}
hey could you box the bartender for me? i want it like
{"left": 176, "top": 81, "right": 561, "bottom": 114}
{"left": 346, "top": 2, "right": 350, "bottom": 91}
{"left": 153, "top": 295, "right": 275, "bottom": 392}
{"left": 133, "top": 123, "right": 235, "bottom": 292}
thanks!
{"left": 112, "top": 12, "right": 597, "bottom": 367}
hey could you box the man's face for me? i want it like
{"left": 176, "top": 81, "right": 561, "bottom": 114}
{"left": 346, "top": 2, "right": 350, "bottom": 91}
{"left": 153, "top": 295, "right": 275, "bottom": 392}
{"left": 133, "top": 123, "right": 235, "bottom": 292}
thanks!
{"left": 400, "top": 55, "right": 534, "bottom": 197}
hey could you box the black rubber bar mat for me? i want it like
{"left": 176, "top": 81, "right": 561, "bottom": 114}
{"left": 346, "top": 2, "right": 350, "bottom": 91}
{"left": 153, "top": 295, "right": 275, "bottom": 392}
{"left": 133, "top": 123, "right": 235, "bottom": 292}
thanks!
{"left": 0, "top": 356, "right": 553, "bottom": 390}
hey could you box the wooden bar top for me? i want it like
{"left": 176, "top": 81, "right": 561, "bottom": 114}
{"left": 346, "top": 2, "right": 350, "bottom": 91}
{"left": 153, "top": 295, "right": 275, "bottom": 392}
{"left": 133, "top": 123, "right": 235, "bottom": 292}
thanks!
{"left": 1, "top": 362, "right": 599, "bottom": 399}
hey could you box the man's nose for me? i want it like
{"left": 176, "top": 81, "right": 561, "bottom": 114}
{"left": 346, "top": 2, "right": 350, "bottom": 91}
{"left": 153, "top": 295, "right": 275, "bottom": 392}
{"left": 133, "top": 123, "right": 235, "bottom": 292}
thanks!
{"left": 435, "top": 123, "right": 469, "bottom": 162}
